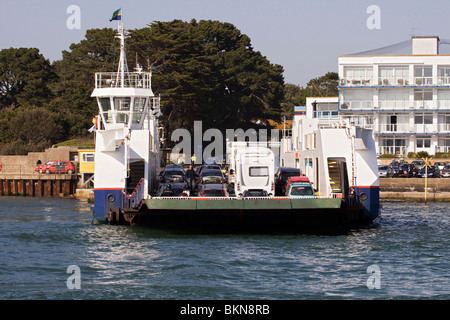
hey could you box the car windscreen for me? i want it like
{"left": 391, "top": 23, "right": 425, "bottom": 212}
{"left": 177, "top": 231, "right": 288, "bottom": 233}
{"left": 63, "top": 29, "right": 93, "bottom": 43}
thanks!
{"left": 201, "top": 170, "right": 222, "bottom": 177}
{"left": 290, "top": 186, "right": 314, "bottom": 196}
{"left": 204, "top": 189, "right": 224, "bottom": 196}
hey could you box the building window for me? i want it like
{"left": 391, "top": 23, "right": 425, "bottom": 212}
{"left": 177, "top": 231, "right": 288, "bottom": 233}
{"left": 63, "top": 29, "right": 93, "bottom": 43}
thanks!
{"left": 314, "top": 102, "right": 339, "bottom": 119}
{"left": 378, "top": 65, "right": 409, "bottom": 86}
{"left": 438, "top": 113, "right": 450, "bottom": 132}
{"left": 82, "top": 153, "right": 95, "bottom": 162}
{"left": 437, "top": 89, "right": 450, "bottom": 109}
{"left": 379, "top": 136, "right": 406, "bottom": 155}
{"left": 414, "top": 113, "right": 433, "bottom": 133}
{"left": 438, "top": 66, "right": 450, "bottom": 85}
{"left": 340, "top": 89, "right": 373, "bottom": 109}
{"left": 378, "top": 89, "right": 409, "bottom": 109}
{"left": 437, "top": 137, "right": 450, "bottom": 153}
{"left": 414, "top": 89, "right": 433, "bottom": 108}
{"left": 414, "top": 65, "right": 433, "bottom": 85}
{"left": 342, "top": 66, "right": 373, "bottom": 86}
{"left": 416, "top": 136, "right": 431, "bottom": 148}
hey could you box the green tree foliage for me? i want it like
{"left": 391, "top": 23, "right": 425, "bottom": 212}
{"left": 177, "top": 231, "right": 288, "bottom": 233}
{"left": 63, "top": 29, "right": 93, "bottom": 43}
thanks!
{"left": 305, "top": 72, "right": 339, "bottom": 98}
{"left": 1, "top": 108, "right": 63, "bottom": 155}
{"left": 128, "top": 20, "right": 284, "bottom": 142}
{"left": 49, "top": 28, "right": 118, "bottom": 137}
{"left": 281, "top": 72, "right": 339, "bottom": 119}
{"left": 0, "top": 48, "right": 55, "bottom": 110}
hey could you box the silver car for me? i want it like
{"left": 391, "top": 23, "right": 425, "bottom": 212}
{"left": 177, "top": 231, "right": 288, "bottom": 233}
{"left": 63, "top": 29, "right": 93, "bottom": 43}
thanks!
{"left": 378, "top": 165, "right": 390, "bottom": 177}
{"left": 441, "top": 164, "right": 450, "bottom": 178}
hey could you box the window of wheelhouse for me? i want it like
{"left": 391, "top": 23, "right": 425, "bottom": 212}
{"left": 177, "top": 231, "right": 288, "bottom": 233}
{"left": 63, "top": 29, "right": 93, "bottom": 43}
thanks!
{"left": 99, "top": 97, "right": 113, "bottom": 124}
{"left": 114, "top": 97, "right": 131, "bottom": 124}
{"left": 132, "top": 97, "right": 147, "bottom": 124}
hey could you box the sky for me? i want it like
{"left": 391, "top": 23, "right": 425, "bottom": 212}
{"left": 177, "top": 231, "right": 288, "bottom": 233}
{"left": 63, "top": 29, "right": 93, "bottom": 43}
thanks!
{"left": 2, "top": 0, "right": 450, "bottom": 86}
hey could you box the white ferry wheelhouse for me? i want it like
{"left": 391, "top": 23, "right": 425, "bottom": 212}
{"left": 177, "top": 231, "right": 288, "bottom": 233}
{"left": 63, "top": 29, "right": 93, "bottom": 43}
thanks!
{"left": 92, "top": 18, "right": 161, "bottom": 223}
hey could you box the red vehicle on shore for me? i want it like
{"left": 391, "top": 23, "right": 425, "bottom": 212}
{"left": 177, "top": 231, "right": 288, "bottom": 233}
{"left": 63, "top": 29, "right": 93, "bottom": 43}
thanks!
{"left": 35, "top": 160, "right": 76, "bottom": 174}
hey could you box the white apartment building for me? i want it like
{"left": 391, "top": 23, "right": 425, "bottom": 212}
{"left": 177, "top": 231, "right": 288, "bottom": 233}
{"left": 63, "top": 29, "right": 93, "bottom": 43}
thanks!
{"left": 338, "top": 36, "right": 450, "bottom": 156}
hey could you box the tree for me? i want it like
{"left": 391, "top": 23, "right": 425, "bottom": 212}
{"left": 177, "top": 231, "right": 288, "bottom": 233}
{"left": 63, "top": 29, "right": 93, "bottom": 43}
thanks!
{"left": 128, "top": 20, "right": 285, "bottom": 146}
{"left": 0, "top": 48, "right": 55, "bottom": 110}
{"left": 0, "top": 108, "right": 63, "bottom": 155}
{"left": 305, "top": 72, "right": 338, "bottom": 97}
{"left": 50, "top": 28, "right": 118, "bottom": 137}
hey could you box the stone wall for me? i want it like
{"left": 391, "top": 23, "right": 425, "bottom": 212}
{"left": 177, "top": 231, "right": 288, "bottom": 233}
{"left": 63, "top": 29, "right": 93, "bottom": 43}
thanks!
{"left": 380, "top": 177, "right": 450, "bottom": 200}
{"left": 0, "top": 147, "right": 79, "bottom": 174}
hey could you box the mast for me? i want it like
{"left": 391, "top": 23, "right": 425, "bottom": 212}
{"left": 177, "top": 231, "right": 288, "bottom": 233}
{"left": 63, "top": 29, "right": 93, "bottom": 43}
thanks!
{"left": 115, "top": 8, "right": 129, "bottom": 88}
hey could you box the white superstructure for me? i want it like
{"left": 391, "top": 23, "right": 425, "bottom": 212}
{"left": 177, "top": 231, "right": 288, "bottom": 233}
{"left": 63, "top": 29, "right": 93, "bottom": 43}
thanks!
{"left": 92, "top": 20, "right": 161, "bottom": 222}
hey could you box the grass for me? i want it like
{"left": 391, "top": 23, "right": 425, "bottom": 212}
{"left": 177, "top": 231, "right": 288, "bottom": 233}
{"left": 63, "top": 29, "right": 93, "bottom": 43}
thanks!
{"left": 53, "top": 137, "right": 95, "bottom": 148}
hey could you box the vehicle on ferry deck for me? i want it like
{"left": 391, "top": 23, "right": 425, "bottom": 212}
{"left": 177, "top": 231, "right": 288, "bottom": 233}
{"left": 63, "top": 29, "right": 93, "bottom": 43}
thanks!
{"left": 286, "top": 181, "right": 315, "bottom": 197}
{"left": 275, "top": 167, "right": 301, "bottom": 196}
{"left": 242, "top": 189, "right": 269, "bottom": 197}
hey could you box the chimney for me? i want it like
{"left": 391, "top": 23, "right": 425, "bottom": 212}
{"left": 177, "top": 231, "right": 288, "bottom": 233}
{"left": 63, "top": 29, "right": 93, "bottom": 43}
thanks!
{"left": 412, "top": 36, "right": 440, "bottom": 55}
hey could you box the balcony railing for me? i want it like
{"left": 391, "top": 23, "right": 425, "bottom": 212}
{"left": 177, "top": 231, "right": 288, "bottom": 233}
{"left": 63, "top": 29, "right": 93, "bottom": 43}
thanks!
{"left": 414, "top": 77, "right": 433, "bottom": 86}
{"left": 340, "top": 77, "right": 373, "bottom": 86}
{"left": 95, "top": 72, "right": 152, "bottom": 89}
{"left": 376, "top": 124, "right": 411, "bottom": 133}
{"left": 340, "top": 100, "right": 373, "bottom": 110}
{"left": 377, "top": 77, "right": 410, "bottom": 86}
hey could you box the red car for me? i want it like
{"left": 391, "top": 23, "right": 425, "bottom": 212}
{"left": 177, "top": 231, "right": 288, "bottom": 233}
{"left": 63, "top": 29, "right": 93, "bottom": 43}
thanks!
{"left": 36, "top": 160, "right": 76, "bottom": 174}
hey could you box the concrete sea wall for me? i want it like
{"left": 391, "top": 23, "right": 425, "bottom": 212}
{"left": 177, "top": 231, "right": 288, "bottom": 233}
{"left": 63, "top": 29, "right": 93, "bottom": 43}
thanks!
{"left": 380, "top": 178, "right": 450, "bottom": 201}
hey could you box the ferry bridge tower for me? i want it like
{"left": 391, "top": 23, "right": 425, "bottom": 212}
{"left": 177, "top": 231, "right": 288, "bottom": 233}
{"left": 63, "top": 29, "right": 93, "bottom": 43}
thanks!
{"left": 91, "top": 20, "right": 161, "bottom": 223}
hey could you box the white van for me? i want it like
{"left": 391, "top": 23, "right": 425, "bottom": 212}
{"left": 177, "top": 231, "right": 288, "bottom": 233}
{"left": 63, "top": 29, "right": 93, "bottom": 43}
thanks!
{"left": 234, "top": 146, "right": 275, "bottom": 197}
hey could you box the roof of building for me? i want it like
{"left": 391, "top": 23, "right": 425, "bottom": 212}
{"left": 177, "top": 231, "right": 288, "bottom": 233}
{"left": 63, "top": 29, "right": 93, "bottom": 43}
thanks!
{"left": 341, "top": 38, "right": 450, "bottom": 56}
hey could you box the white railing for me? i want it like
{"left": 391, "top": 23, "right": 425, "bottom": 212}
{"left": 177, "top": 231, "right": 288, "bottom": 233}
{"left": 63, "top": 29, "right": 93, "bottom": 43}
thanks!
{"left": 340, "top": 77, "right": 373, "bottom": 86}
{"left": 340, "top": 100, "right": 373, "bottom": 110}
{"left": 437, "top": 123, "right": 450, "bottom": 132}
{"left": 414, "top": 77, "right": 434, "bottom": 86}
{"left": 377, "top": 77, "right": 410, "bottom": 86}
{"left": 413, "top": 100, "right": 434, "bottom": 109}
{"left": 95, "top": 72, "right": 152, "bottom": 89}
{"left": 376, "top": 123, "right": 411, "bottom": 133}
{"left": 437, "top": 77, "right": 450, "bottom": 85}
{"left": 378, "top": 100, "right": 410, "bottom": 109}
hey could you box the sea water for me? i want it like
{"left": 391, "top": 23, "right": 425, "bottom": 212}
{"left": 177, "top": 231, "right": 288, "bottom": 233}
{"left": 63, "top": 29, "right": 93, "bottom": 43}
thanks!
{"left": 0, "top": 196, "right": 448, "bottom": 300}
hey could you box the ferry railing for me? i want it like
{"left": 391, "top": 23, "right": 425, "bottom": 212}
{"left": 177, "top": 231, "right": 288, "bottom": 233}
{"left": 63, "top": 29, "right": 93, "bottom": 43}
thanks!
{"left": 122, "top": 178, "right": 145, "bottom": 209}
{"left": 95, "top": 72, "right": 152, "bottom": 89}
{"left": 150, "top": 194, "right": 344, "bottom": 200}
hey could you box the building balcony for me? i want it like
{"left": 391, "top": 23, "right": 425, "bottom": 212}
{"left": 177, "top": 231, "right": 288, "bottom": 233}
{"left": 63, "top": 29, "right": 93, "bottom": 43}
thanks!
{"left": 375, "top": 123, "right": 450, "bottom": 134}
{"left": 340, "top": 77, "right": 373, "bottom": 87}
{"left": 340, "top": 76, "right": 450, "bottom": 88}
{"left": 340, "top": 100, "right": 373, "bottom": 110}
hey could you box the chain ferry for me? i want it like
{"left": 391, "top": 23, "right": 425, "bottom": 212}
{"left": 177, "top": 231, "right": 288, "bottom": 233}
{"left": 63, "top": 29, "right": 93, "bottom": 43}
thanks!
{"left": 91, "top": 20, "right": 379, "bottom": 232}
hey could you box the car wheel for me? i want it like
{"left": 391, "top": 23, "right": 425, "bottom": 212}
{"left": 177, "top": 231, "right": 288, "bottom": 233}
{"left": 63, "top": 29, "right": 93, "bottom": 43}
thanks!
{"left": 45, "top": 169, "right": 50, "bottom": 174}
{"left": 67, "top": 169, "right": 73, "bottom": 174}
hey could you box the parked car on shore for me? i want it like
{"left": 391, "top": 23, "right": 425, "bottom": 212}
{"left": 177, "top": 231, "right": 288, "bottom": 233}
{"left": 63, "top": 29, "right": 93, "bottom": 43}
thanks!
{"left": 37, "top": 160, "right": 76, "bottom": 174}
{"left": 397, "top": 163, "right": 413, "bottom": 177}
{"left": 434, "top": 161, "right": 447, "bottom": 170}
{"left": 378, "top": 165, "right": 391, "bottom": 178}
{"left": 441, "top": 164, "right": 450, "bottom": 178}
{"left": 418, "top": 165, "right": 440, "bottom": 178}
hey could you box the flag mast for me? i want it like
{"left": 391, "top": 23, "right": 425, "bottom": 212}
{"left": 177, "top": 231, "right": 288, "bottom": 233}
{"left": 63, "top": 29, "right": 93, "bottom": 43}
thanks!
{"left": 111, "top": 7, "right": 128, "bottom": 88}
